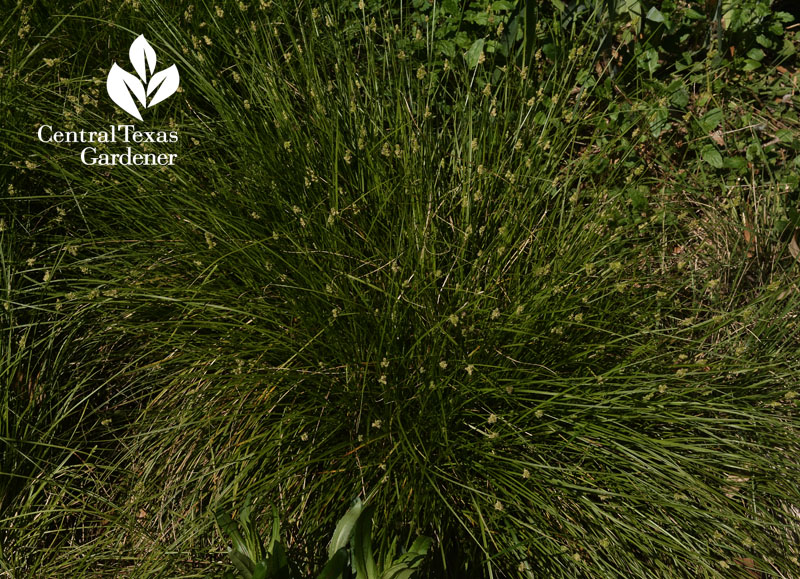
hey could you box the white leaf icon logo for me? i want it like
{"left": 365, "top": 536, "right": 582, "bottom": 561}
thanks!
{"left": 107, "top": 34, "right": 180, "bottom": 120}
{"left": 108, "top": 64, "right": 146, "bottom": 120}
{"left": 147, "top": 65, "right": 179, "bottom": 108}
{"left": 129, "top": 35, "right": 157, "bottom": 82}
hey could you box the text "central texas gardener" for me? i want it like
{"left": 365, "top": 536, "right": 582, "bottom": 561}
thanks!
{"left": 37, "top": 124, "right": 179, "bottom": 166}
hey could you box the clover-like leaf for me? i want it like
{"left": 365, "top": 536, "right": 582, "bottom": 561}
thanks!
{"left": 146, "top": 64, "right": 180, "bottom": 108}
{"left": 130, "top": 34, "right": 157, "bottom": 83}
{"left": 107, "top": 63, "right": 146, "bottom": 121}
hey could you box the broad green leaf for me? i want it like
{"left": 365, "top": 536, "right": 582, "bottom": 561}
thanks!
{"left": 492, "top": 1, "right": 514, "bottom": 10}
{"left": 616, "top": 0, "right": 642, "bottom": 18}
{"left": 239, "top": 496, "right": 252, "bottom": 528}
{"left": 464, "top": 39, "right": 485, "bottom": 69}
{"left": 352, "top": 505, "right": 378, "bottom": 579}
{"left": 696, "top": 92, "right": 712, "bottom": 107}
{"left": 721, "top": 0, "right": 738, "bottom": 31}
{"left": 328, "top": 498, "right": 363, "bottom": 558}
{"left": 380, "top": 537, "right": 432, "bottom": 579}
{"left": 699, "top": 108, "right": 723, "bottom": 132}
{"left": 723, "top": 156, "right": 746, "bottom": 170}
{"left": 239, "top": 495, "right": 260, "bottom": 559}
{"left": 756, "top": 34, "right": 773, "bottom": 48}
{"left": 472, "top": 12, "right": 489, "bottom": 25}
{"left": 701, "top": 145, "right": 724, "bottom": 169}
{"left": 230, "top": 548, "right": 256, "bottom": 579}
{"left": 645, "top": 7, "right": 664, "bottom": 22}
{"left": 649, "top": 107, "right": 670, "bottom": 137}
{"left": 381, "top": 570, "right": 417, "bottom": 579}
{"left": 742, "top": 59, "right": 761, "bottom": 72}
{"left": 780, "top": 37, "right": 796, "bottom": 57}
{"left": 405, "top": 537, "right": 433, "bottom": 557}
{"left": 541, "top": 43, "right": 557, "bottom": 61}
{"left": 668, "top": 81, "right": 689, "bottom": 108}
{"left": 746, "top": 47, "right": 765, "bottom": 61}
{"left": 436, "top": 39, "right": 455, "bottom": 58}
{"left": 268, "top": 506, "right": 281, "bottom": 553}
{"left": 642, "top": 47, "right": 659, "bottom": 74}
{"left": 317, "top": 548, "right": 349, "bottom": 579}
{"left": 746, "top": 142, "right": 761, "bottom": 161}
{"left": 253, "top": 559, "right": 270, "bottom": 579}
{"left": 217, "top": 508, "right": 250, "bottom": 559}
{"left": 271, "top": 543, "right": 292, "bottom": 579}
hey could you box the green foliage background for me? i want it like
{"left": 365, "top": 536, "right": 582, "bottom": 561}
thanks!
{"left": 2, "top": 1, "right": 800, "bottom": 577}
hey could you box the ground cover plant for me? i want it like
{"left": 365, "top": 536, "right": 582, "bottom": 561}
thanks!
{"left": 2, "top": 0, "right": 800, "bottom": 577}
{"left": 216, "top": 496, "right": 431, "bottom": 578}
